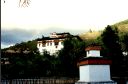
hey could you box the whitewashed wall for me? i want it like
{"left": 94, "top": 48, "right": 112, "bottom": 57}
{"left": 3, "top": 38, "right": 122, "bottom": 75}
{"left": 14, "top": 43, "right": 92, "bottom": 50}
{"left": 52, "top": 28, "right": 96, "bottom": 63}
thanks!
{"left": 87, "top": 50, "right": 101, "bottom": 57}
{"left": 79, "top": 65, "right": 111, "bottom": 82}
{"left": 37, "top": 39, "right": 64, "bottom": 55}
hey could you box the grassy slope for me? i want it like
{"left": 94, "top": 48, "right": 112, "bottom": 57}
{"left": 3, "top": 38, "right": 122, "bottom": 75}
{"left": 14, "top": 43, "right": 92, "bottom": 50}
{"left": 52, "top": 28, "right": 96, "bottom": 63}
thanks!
{"left": 79, "top": 31, "right": 102, "bottom": 41}
{"left": 113, "top": 19, "right": 128, "bottom": 33}
{"left": 79, "top": 19, "right": 128, "bottom": 41}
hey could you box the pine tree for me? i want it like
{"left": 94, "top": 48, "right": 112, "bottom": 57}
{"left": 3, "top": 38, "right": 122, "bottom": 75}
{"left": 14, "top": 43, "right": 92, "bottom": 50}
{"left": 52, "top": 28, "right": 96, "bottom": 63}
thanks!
{"left": 101, "top": 25, "right": 123, "bottom": 76}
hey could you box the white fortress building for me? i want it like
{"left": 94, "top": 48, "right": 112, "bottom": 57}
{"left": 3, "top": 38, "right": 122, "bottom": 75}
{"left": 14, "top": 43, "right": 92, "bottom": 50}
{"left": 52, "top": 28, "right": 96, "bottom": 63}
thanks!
{"left": 37, "top": 32, "right": 80, "bottom": 55}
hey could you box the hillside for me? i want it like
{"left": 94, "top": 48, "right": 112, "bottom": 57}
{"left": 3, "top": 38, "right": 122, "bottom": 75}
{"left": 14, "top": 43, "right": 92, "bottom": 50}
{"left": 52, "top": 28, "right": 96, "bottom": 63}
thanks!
{"left": 79, "top": 19, "right": 128, "bottom": 41}
{"left": 1, "top": 39, "right": 38, "bottom": 53}
{"left": 113, "top": 19, "right": 128, "bottom": 33}
{"left": 79, "top": 30, "right": 102, "bottom": 41}
{"left": 1, "top": 19, "right": 128, "bottom": 52}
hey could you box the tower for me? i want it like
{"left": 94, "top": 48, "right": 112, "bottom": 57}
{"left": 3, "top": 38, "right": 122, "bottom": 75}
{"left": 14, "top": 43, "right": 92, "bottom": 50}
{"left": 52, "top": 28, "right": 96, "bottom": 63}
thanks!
{"left": 75, "top": 45, "right": 116, "bottom": 84}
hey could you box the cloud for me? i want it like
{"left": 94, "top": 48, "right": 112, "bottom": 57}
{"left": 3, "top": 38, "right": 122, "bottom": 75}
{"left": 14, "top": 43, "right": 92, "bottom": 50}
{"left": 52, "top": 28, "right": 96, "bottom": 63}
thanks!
{"left": 1, "top": 28, "right": 36, "bottom": 45}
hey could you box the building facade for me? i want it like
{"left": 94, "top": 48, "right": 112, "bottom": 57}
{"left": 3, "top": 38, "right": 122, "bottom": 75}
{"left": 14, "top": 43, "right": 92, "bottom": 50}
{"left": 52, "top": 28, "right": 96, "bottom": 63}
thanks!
{"left": 37, "top": 32, "right": 78, "bottom": 55}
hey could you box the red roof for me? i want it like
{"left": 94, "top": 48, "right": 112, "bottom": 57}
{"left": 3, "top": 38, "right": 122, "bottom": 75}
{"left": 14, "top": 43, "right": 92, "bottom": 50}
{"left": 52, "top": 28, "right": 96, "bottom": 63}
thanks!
{"left": 77, "top": 59, "right": 112, "bottom": 66}
{"left": 85, "top": 46, "right": 102, "bottom": 51}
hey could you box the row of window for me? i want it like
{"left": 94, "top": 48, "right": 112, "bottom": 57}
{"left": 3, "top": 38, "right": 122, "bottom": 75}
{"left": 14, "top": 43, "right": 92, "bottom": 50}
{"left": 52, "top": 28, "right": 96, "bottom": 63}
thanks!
{"left": 42, "top": 49, "right": 58, "bottom": 53}
{"left": 41, "top": 48, "right": 60, "bottom": 55}
{"left": 38, "top": 42, "right": 62, "bottom": 47}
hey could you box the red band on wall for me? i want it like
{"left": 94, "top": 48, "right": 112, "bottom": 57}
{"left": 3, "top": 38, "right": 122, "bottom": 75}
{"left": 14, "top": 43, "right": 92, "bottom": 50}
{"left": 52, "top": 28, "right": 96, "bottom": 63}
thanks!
{"left": 78, "top": 59, "right": 112, "bottom": 66}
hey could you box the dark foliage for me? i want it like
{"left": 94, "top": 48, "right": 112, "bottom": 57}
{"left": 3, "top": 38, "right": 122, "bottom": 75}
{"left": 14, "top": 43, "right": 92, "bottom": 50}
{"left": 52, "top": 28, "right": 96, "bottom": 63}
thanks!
{"left": 101, "top": 25, "right": 124, "bottom": 77}
{"left": 1, "top": 36, "right": 85, "bottom": 79}
{"left": 58, "top": 37, "right": 86, "bottom": 77}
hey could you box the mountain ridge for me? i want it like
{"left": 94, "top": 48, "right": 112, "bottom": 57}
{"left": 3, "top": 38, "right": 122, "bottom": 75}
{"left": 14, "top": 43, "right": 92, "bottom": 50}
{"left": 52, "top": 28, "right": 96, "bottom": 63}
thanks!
{"left": 2, "top": 19, "right": 128, "bottom": 51}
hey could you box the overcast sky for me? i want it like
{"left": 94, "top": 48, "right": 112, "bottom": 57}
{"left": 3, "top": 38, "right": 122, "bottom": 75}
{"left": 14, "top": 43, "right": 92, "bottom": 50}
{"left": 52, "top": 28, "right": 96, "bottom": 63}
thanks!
{"left": 1, "top": 0, "right": 128, "bottom": 49}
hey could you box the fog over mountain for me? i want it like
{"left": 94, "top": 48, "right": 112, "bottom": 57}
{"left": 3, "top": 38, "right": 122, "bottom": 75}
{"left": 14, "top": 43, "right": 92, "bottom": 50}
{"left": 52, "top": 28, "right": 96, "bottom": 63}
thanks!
{"left": 1, "top": 27, "right": 89, "bottom": 49}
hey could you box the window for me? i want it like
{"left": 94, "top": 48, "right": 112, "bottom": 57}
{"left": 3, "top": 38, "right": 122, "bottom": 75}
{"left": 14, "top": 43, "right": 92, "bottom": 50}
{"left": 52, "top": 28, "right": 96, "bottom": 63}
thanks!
{"left": 60, "top": 42, "right": 63, "bottom": 45}
{"left": 42, "top": 44, "right": 45, "bottom": 47}
{"left": 47, "top": 43, "right": 49, "bottom": 46}
{"left": 42, "top": 41, "right": 46, "bottom": 47}
{"left": 55, "top": 45, "right": 58, "bottom": 48}
{"left": 39, "top": 43, "right": 40, "bottom": 47}
{"left": 50, "top": 42, "right": 52, "bottom": 46}
{"left": 55, "top": 42, "right": 58, "bottom": 45}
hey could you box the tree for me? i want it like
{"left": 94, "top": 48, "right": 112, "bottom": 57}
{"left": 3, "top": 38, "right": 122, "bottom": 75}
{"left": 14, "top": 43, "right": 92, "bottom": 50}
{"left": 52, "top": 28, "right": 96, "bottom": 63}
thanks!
{"left": 101, "top": 25, "right": 123, "bottom": 76}
{"left": 120, "top": 33, "right": 128, "bottom": 76}
{"left": 58, "top": 36, "right": 85, "bottom": 77}
{"left": 121, "top": 33, "right": 128, "bottom": 55}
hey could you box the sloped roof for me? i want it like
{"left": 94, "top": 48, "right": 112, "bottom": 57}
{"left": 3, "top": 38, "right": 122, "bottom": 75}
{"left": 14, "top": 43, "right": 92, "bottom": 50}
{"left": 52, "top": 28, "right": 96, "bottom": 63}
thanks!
{"left": 56, "top": 32, "right": 70, "bottom": 35}
{"left": 37, "top": 37, "right": 67, "bottom": 41}
{"left": 85, "top": 46, "right": 102, "bottom": 51}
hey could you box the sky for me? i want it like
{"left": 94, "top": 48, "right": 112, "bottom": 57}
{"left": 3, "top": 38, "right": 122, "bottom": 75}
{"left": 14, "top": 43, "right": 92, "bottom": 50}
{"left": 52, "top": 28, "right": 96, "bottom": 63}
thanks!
{"left": 1, "top": 0, "right": 128, "bottom": 49}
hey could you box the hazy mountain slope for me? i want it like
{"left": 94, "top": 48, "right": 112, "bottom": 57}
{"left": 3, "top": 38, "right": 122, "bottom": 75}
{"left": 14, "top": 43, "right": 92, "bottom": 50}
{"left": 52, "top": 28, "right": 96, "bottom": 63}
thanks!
{"left": 1, "top": 19, "right": 128, "bottom": 51}
{"left": 113, "top": 19, "right": 128, "bottom": 33}
{"left": 1, "top": 39, "right": 37, "bottom": 53}
{"left": 79, "top": 19, "right": 128, "bottom": 41}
